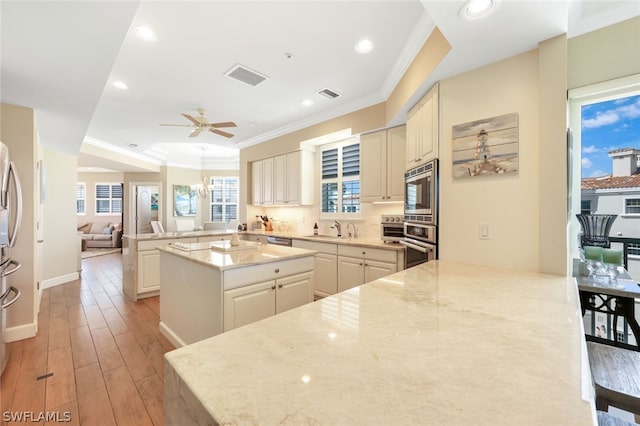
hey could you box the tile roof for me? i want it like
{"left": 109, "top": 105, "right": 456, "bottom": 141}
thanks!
{"left": 582, "top": 174, "right": 640, "bottom": 190}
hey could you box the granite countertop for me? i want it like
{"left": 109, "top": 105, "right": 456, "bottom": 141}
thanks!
{"left": 123, "top": 229, "right": 234, "bottom": 241}
{"left": 164, "top": 261, "right": 595, "bottom": 425}
{"left": 125, "top": 228, "right": 405, "bottom": 250}
{"left": 244, "top": 229, "right": 406, "bottom": 251}
{"left": 157, "top": 241, "right": 317, "bottom": 271}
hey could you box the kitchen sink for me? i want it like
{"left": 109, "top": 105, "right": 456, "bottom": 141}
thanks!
{"left": 302, "top": 234, "right": 351, "bottom": 240}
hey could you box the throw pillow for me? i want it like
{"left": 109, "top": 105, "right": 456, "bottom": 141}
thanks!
{"left": 102, "top": 226, "right": 112, "bottom": 235}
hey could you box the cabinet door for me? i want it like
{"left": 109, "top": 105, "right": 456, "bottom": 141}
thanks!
{"left": 273, "top": 154, "right": 287, "bottom": 205}
{"left": 418, "top": 93, "right": 435, "bottom": 163}
{"left": 387, "top": 126, "right": 406, "bottom": 201}
{"left": 223, "top": 280, "right": 276, "bottom": 331}
{"left": 276, "top": 271, "right": 313, "bottom": 314}
{"left": 313, "top": 253, "right": 338, "bottom": 296}
{"left": 251, "top": 160, "right": 263, "bottom": 205}
{"left": 406, "top": 103, "right": 420, "bottom": 168}
{"left": 364, "top": 259, "right": 397, "bottom": 284}
{"left": 360, "top": 130, "right": 386, "bottom": 202}
{"left": 337, "top": 256, "right": 364, "bottom": 293}
{"left": 138, "top": 250, "right": 161, "bottom": 293}
{"left": 262, "top": 157, "right": 274, "bottom": 205}
{"left": 286, "top": 151, "right": 301, "bottom": 205}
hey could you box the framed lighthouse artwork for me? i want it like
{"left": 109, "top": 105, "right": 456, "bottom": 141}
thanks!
{"left": 451, "top": 112, "right": 519, "bottom": 179}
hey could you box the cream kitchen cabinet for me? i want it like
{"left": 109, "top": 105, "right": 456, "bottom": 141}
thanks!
{"left": 223, "top": 268, "right": 313, "bottom": 332}
{"left": 337, "top": 245, "right": 399, "bottom": 293}
{"left": 361, "top": 125, "right": 406, "bottom": 202}
{"left": 273, "top": 150, "right": 314, "bottom": 205}
{"left": 251, "top": 157, "right": 273, "bottom": 205}
{"left": 197, "top": 234, "right": 232, "bottom": 243}
{"left": 292, "top": 239, "right": 338, "bottom": 296}
{"left": 240, "top": 233, "right": 269, "bottom": 244}
{"left": 136, "top": 237, "right": 197, "bottom": 295}
{"left": 406, "top": 83, "right": 438, "bottom": 168}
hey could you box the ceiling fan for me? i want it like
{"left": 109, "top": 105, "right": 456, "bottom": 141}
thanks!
{"left": 160, "top": 109, "right": 236, "bottom": 138}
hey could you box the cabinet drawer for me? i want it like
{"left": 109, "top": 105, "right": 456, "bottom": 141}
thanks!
{"left": 198, "top": 234, "right": 231, "bottom": 243}
{"left": 292, "top": 239, "right": 337, "bottom": 255}
{"left": 137, "top": 237, "right": 197, "bottom": 252}
{"left": 223, "top": 256, "right": 313, "bottom": 291}
{"left": 337, "top": 245, "right": 398, "bottom": 263}
{"left": 240, "top": 234, "right": 269, "bottom": 244}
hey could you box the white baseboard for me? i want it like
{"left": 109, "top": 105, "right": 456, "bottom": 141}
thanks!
{"left": 41, "top": 272, "right": 79, "bottom": 290}
{"left": 5, "top": 322, "right": 37, "bottom": 342}
{"left": 159, "top": 321, "right": 187, "bottom": 348}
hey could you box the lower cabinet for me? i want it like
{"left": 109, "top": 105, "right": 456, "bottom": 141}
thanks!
{"left": 292, "top": 239, "right": 338, "bottom": 297}
{"left": 337, "top": 245, "right": 399, "bottom": 293}
{"left": 138, "top": 250, "right": 161, "bottom": 294}
{"left": 240, "top": 233, "right": 269, "bottom": 244}
{"left": 223, "top": 271, "right": 313, "bottom": 331}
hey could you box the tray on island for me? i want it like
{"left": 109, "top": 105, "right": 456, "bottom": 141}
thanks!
{"left": 208, "top": 240, "right": 261, "bottom": 252}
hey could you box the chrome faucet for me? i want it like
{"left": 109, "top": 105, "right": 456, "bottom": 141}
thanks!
{"left": 346, "top": 223, "right": 358, "bottom": 239}
{"left": 331, "top": 220, "right": 342, "bottom": 237}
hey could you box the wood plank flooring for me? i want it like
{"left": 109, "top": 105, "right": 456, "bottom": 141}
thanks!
{"left": 0, "top": 253, "right": 173, "bottom": 425}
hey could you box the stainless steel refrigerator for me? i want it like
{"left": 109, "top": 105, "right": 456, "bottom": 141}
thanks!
{"left": 0, "top": 141, "right": 22, "bottom": 376}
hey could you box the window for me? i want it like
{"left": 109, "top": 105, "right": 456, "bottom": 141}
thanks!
{"left": 580, "top": 200, "right": 591, "bottom": 215}
{"left": 95, "top": 183, "right": 122, "bottom": 214}
{"left": 320, "top": 140, "right": 360, "bottom": 215}
{"left": 625, "top": 198, "right": 640, "bottom": 215}
{"left": 210, "top": 177, "right": 238, "bottom": 222}
{"left": 628, "top": 243, "right": 640, "bottom": 257}
{"left": 76, "top": 183, "right": 86, "bottom": 215}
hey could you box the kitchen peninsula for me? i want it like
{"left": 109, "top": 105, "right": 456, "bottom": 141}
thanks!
{"left": 158, "top": 240, "right": 316, "bottom": 347}
{"left": 164, "top": 261, "right": 595, "bottom": 425}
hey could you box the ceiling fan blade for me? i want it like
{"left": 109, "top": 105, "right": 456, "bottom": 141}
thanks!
{"left": 189, "top": 129, "right": 202, "bottom": 138}
{"left": 210, "top": 128, "right": 234, "bottom": 138}
{"left": 182, "top": 113, "right": 201, "bottom": 125}
{"left": 160, "top": 123, "right": 193, "bottom": 127}
{"left": 209, "top": 121, "right": 237, "bottom": 128}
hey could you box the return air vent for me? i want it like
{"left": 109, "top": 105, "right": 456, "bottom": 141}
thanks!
{"left": 224, "top": 64, "right": 268, "bottom": 87}
{"left": 317, "top": 88, "right": 341, "bottom": 100}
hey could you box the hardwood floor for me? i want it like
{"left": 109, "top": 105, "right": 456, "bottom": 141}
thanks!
{"left": 0, "top": 253, "right": 173, "bottom": 425}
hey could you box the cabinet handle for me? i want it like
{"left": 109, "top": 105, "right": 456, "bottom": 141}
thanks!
{"left": 278, "top": 284, "right": 283, "bottom": 289}
{"left": 362, "top": 251, "right": 365, "bottom": 255}
{"left": 271, "top": 285, "right": 276, "bottom": 290}
{"left": 359, "top": 263, "right": 363, "bottom": 266}
{"left": 275, "top": 268, "right": 280, "bottom": 273}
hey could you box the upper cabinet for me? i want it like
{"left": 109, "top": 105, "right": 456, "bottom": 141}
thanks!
{"left": 361, "top": 125, "right": 406, "bottom": 203}
{"left": 406, "top": 83, "right": 439, "bottom": 168}
{"left": 252, "top": 150, "right": 314, "bottom": 206}
{"left": 251, "top": 157, "right": 273, "bottom": 206}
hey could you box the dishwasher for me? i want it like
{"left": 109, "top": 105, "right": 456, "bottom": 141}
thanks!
{"left": 267, "top": 236, "right": 292, "bottom": 247}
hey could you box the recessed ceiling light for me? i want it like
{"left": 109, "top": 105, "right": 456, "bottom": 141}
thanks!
{"left": 459, "top": 0, "right": 499, "bottom": 20}
{"left": 113, "top": 81, "right": 129, "bottom": 90}
{"left": 134, "top": 26, "right": 156, "bottom": 41}
{"left": 301, "top": 99, "right": 314, "bottom": 107}
{"left": 354, "top": 39, "right": 375, "bottom": 54}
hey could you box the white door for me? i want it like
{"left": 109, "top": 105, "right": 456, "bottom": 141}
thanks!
{"left": 223, "top": 280, "right": 275, "bottom": 331}
{"left": 337, "top": 256, "right": 364, "bottom": 293}
{"left": 136, "top": 186, "right": 153, "bottom": 234}
{"left": 276, "top": 271, "right": 313, "bottom": 314}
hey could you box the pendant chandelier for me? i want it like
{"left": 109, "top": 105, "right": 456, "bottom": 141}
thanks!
{"left": 192, "top": 147, "right": 213, "bottom": 198}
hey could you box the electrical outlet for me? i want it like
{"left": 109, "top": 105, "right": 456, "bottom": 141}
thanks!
{"left": 479, "top": 223, "right": 490, "bottom": 240}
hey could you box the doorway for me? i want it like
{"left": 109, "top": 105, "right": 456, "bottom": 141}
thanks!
{"left": 130, "top": 183, "right": 162, "bottom": 235}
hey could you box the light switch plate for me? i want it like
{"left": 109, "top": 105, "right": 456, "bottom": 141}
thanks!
{"left": 479, "top": 223, "right": 490, "bottom": 240}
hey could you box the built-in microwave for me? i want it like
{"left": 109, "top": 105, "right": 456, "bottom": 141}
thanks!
{"left": 404, "top": 160, "right": 437, "bottom": 225}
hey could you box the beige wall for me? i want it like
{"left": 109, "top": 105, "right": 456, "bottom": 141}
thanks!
{"left": 438, "top": 50, "right": 542, "bottom": 271}
{"left": 77, "top": 171, "right": 125, "bottom": 227}
{"left": 43, "top": 148, "right": 80, "bottom": 282}
{"left": 568, "top": 16, "right": 640, "bottom": 90}
{"left": 0, "top": 103, "right": 38, "bottom": 332}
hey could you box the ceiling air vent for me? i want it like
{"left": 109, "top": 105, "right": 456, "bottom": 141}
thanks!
{"left": 224, "top": 64, "right": 268, "bottom": 87}
{"left": 317, "top": 88, "right": 341, "bottom": 100}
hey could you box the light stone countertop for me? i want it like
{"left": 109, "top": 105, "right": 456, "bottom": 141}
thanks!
{"left": 124, "top": 228, "right": 405, "bottom": 251}
{"left": 157, "top": 241, "right": 317, "bottom": 271}
{"left": 164, "top": 260, "right": 596, "bottom": 425}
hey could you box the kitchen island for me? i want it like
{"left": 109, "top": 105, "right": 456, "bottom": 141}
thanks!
{"left": 158, "top": 241, "right": 316, "bottom": 347}
{"left": 164, "top": 260, "right": 595, "bottom": 425}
